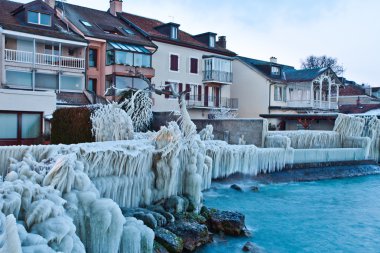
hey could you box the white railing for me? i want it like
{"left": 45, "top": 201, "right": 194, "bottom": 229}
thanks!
{"left": 287, "top": 100, "right": 312, "bottom": 108}
{"left": 313, "top": 100, "right": 338, "bottom": 110}
{"left": 4, "top": 49, "right": 33, "bottom": 63}
{"left": 4, "top": 49, "right": 85, "bottom": 70}
{"left": 60, "top": 56, "right": 85, "bottom": 69}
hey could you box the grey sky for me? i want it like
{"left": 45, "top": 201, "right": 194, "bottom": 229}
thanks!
{"left": 17, "top": 0, "right": 380, "bottom": 86}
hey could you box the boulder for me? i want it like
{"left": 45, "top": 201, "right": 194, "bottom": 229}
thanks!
{"left": 174, "top": 212, "right": 206, "bottom": 224}
{"left": 134, "top": 212, "right": 158, "bottom": 229}
{"left": 242, "top": 242, "right": 264, "bottom": 253}
{"left": 166, "top": 221, "right": 211, "bottom": 252}
{"left": 148, "top": 205, "right": 175, "bottom": 224}
{"left": 230, "top": 184, "right": 243, "bottom": 192}
{"left": 202, "top": 207, "right": 247, "bottom": 236}
{"left": 154, "top": 227, "right": 183, "bottom": 253}
{"left": 154, "top": 241, "right": 169, "bottom": 253}
{"left": 164, "top": 196, "right": 189, "bottom": 214}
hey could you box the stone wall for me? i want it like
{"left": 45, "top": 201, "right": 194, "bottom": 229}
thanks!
{"left": 193, "top": 119, "right": 266, "bottom": 147}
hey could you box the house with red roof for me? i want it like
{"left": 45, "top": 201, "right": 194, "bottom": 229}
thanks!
{"left": 119, "top": 6, "right": 238, "bottom": 119}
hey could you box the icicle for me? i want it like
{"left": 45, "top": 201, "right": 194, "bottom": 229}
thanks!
{"left": 91, "top": 102, "right": 134, "bottom": 142}
{"left": 0, "top": 214, "right": 22, "bottom": 253}
{"left": 199, "top": 124, "right": 214, "bottom": 141}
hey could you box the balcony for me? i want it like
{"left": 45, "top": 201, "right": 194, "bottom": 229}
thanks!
{"left": 287, "top": 99, "right": 338, "bottom": 110}
{"left": 203, "top": 70, "right": 233, "bottom": 84}
{"left": 186, "top": 95, "right": 238, "bottom": 109}
{"left": 4, "top": 49, "right": 85, "bottom": 70}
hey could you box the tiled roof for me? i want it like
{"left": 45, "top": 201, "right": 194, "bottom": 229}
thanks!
{"left": 57, "top": 3, "right": 156, "bottom": 47}
{"left": 0, "top": 0, "right": 85, "bottom": 42}
{"left": 284, "top": 68, "right": 327, "bottom": 82}
{"left": 339, "top": 84, "right": 366, "bottom": 96}
{"left": 238, "top": 56, "right": 295, "bottom": 81}
{"left": 339, "top": 104, "right": 380, "bottom": 114}
{"left": 120, "top": 12, "right": 236, "bottom": 57}
{"left": 57, "top": 92, "right": 91, "bottom": 106}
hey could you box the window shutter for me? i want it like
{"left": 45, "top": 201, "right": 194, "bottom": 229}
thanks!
{"left": 179, "top": 83, "right": 183, "bottom": 93}
{"left": 170, "top": 55, "right": 179, "bottom": 71}
{"left": 204, "top": 86, "right": 209, "bottom": 107}
{"left": 198, "top": 85, "right": 202, "bottom": 101}
{"left": 190, "top": 58, "right": 198, "bottom": 74}
{"left": 186, "top": 84, "right": 190, "bottom": 100}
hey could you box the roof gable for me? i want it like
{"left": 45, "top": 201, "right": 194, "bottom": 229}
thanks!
{"left": 0, "top": 0, "right": 85, "bottom": 42}
{"left": 120, "top": 12, "right": 236, "bottom": 56}
{"left": 56, "top": 3, "right": 156, "bottom": 48}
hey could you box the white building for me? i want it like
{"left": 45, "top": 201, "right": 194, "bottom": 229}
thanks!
{"left": 120, "top": 12, "right": 238, "bottom": 119}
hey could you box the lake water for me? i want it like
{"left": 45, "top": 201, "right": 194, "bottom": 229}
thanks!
{"left": 198, "top": 175, "right": 380, "bottom": 253}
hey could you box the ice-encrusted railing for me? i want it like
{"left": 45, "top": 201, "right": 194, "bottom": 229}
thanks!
{"left": 264, "top": 114, "right": 379, "bottom": 163}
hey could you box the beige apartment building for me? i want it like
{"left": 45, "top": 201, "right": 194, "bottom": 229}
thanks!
{"left": 120, "top": 12, "right": 238, "bottom": 119}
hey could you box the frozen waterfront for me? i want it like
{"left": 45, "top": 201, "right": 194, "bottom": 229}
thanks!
{"left": 199, "top": 175, "right": 380, "bottom": 253}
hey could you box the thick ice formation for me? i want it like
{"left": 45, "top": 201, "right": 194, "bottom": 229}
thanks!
{"left": 199, "top": 125, "right": 214, "bottom": 141}
{"left": 0, "top": 152, "right": 155, "bottom": 253}
{"left": 334, "top": 114, "right": 380, "bottom": 161}
{"left": 266, "top": 131, "right": 342, "bottom": 149}
{"left": 124, "top": 90, "right": 153, "bottom": 132}
{"left": 91, "top": 102, "right": 134, "bottom": 142}
{"left": 205, "top": 140, "right": 293, "bottom": 179}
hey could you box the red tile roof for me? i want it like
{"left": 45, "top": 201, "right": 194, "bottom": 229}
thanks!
{"left": 339, "top": 85, "right": 365, "bottom": 96}
{"left": 120, "top": 12, "right": 236, "bottom": 57}
{"left": 0, "top": 0, "right": 85, "bottom": 42}
{"left": 339, "top": 104, "right": 380, "bottom": 114}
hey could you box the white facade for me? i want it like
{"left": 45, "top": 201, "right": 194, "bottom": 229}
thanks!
{"left": 232, "top": 59, "right": 340, "bottom": 119}
{"left": 151, "top": 41, "right": 236, "bottom": 119}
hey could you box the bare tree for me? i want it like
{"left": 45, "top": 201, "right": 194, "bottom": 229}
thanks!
{"left": 301, "top": 55, "right": 344, "bottom": 75}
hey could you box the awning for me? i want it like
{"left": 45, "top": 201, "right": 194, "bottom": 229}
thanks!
{"left": 108, "top": 42, "right": 150, "bottom": 54}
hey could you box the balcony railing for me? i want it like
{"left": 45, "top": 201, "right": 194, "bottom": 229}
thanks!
{"left": 287, "top": 100, "right": 313, "bottom": 108}
{"left": 287, "top": 98, "right": 338, "bottom": 110}
{"left": 313, "top": 100, "right": 338, "bottom": 110}
{"left": 5, "top": 49, "right": 85, "bottom": 69}
{"left": 186, "top": 95, "right": 238, "bottom": 109}
{"left": 203, "top": 70, "right": 233, "bottom": 84}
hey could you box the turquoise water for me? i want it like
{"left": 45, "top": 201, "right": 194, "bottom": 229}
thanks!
{"left": 198, "top": 176, "right": 380, "bottom": 253}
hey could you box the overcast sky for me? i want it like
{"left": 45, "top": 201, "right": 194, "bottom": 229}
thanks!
{"left": 18, "top": 0, "right": 380, "bottom": 86}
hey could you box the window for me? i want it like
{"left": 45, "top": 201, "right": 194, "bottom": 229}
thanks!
{"left": 171, "top": 26, "right": 178, "bottom": 39}
{"left": 170, "top": 54, "right": 179, "bottom": 71}
{"left": 89, "top": 49, "right": 97, "bottom": 67}
{"left": 114, "top": 76, "right": 149, "bottom": 90}
{"left": 271, "top": 66, "right": 280, "bottom": 75}
{"left": 6, "top": 70, "right": 32, "bottom": 88}
{"left": 88, "top": 79, "right": 96, "bottom": 93}
{"left": 190, "top": 58, "right": 198, "bottom": 74}
{"left": 274, "top": 85, "right": 286, "bottom": 102}
{"left": 123, "top": 28, "right": 135, "bottom": 35}
{"left": 27, "top": 11, "right": 51, "bottom": 26}
{"left": 0, "top": 114, "right": 18, "bottom": 139}
{"left": 0, "top": 112, "right": 42, "bottom": 144}
{"left": 142, "top": 55, "right": 151, "bottom": 68}
{"left": 35, "top": 73, "right": 58, "bottom": 90}
{"left": 210, "top": 36, "right": 215, "bottom": 47}
{"left": 61, "top": 75, "right": 84, "bottom": 91}
{"left": 80, "top": 20, "right": 92, "bottom": 27}
{"left": 134, "top": 54, "right": 143, "bottom": 67}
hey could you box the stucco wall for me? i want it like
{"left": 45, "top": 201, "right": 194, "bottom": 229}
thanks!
{"left": 0, "top": 89, "right": 56, "bottom": 115}
{"left": 151, "top": 41, "right": 232, "bottom": 119}
{"left": 231, "top": 60, "right": 270, "bottom": 118}
{"left": 193, "top": 118, "right": 266, "bottom": 147}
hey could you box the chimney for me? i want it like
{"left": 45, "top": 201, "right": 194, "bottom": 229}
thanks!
{"left": 217, "top": 36, "right": 227, "bottom": 49}
{"left": 270, "top": 57, "right": 277, "bottom": 63}
{"left": 44, "top": 0, "right": 56, "bottom": 9}
{"left": 110, "top": 0, "right": 123, "bottom": 16}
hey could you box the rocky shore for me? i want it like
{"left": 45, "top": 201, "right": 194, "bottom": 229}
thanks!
{"left": 121, "top": 195, "right": 249, "bottom": 253}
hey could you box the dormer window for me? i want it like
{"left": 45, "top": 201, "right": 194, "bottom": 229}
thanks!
{"left": 80, "top": 20, "right": 92, "bottom": 27}
{"left": 27, "top": 11, "right": 51, "bottom": 26}
{"left": 171, "top": 26, "right": 178, "bottom": 40}
{"left": 210, "top": 35, "right": 215, "bottom": 47}
{"left": 271, "top": 66, "right": 280, "bottom": 75}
